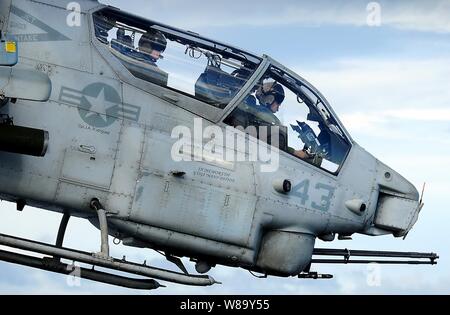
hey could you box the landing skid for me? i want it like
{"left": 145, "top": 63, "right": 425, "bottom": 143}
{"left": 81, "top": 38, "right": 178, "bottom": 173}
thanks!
{"left": 0, "top": 248, "right": 161, "bottom": 290}
{"left": 0, "top": 232, "right": 218, "bottom": 290}
{"left": 0, "top": 199, "right": 218, "bottom": 290}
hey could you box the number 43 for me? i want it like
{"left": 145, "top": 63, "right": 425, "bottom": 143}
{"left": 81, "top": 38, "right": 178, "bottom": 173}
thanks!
{"left": 291, "top": 179, "right": 335, "bottom": 212}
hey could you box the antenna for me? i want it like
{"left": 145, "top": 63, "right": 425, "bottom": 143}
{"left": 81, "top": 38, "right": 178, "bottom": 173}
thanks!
{"left": 420, "top": 182, "right": 426, "bottom": 204}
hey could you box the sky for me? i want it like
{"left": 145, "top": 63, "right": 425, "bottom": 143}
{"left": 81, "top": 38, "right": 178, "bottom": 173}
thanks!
{"left": 0, "top": 0, "right": 449, "bottom": 294}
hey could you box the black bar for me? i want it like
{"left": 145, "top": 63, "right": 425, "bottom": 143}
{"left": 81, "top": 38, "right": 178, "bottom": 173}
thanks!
{"left": 0, "top": 296, "right": 448, "bottom": 313}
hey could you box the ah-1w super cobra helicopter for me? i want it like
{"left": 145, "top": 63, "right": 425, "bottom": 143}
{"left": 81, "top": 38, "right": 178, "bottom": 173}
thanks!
{"left": 0, "top": 0, "right": 438, "bottom": 290}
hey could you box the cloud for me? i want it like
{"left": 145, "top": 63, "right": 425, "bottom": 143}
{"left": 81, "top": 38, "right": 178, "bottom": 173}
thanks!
{"left": 101, "top": 0, "right": 450, "bottom": 33}
{"left": 383, "top": 109, "right": 450, "bottom": 122}
{"left": 380, "top": 1, "right": 450, "bottom": 34}
{"left": 297, "top": 57, "right": 450, "bottom": 137}
{"left": 340, "top": 108, "right": 450, "bottom": 138}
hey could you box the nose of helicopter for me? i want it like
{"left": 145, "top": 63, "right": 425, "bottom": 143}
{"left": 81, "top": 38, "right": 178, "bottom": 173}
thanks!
{"left": 376, "top": 160, "right": 420, "bottom": 201}
{"left": 372, "top": 161, "right": 423, "bottom": 238}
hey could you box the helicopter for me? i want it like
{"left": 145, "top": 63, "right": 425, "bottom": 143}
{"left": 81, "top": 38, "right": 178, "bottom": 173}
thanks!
{"left": 0, "top": 0, "right": 438, "bottom": 291}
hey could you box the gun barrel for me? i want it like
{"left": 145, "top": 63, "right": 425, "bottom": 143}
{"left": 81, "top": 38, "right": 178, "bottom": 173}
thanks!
{"left": 0, "top": 124, "right": 49, "bottom": 157}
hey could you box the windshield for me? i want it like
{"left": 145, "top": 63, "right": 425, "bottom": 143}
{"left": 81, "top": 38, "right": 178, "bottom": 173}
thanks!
{"left": 225, "top": 65, "right": 351, "bottom": 174}
{"left": 92, "top": 8, "right": 261, "bottom": 109}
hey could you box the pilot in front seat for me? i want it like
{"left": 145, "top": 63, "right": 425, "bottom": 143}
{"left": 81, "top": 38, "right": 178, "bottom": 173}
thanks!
{"left": 255, "top": 83, "right": 317, "bottom": 162}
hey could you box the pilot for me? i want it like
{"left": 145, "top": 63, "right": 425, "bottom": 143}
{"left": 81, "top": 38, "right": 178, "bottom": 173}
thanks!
{"left": 256, "top": 82, "right": 313, "bottom": 160}
{"left": 138, "top": 29, "right": 167, "bottom": 65}
{"left": 255, "top": 82, "right": 285, "bottom": 125}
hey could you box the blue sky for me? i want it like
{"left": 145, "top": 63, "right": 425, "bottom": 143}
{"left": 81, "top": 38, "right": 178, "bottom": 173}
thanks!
{"left": 0, "top": 0, "right": 449, "bottom": 294}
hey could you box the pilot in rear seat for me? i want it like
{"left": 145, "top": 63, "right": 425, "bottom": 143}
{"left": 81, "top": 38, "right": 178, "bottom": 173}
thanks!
{"left": 123, "top": 29, "right": 169, "bottom": 86}
{"left": 138, "top": 30, "right": 167, "bottom": 65}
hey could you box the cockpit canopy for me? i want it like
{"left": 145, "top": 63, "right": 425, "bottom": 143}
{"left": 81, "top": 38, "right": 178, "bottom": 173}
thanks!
{"left": 92, "top": 7, "right": 351, "bottom": 174}
{"left": 93, "top": 7, "right": 261, "bottom": 109}
{"left": 225, "top": 65, "right": 351, "bottom": 173}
